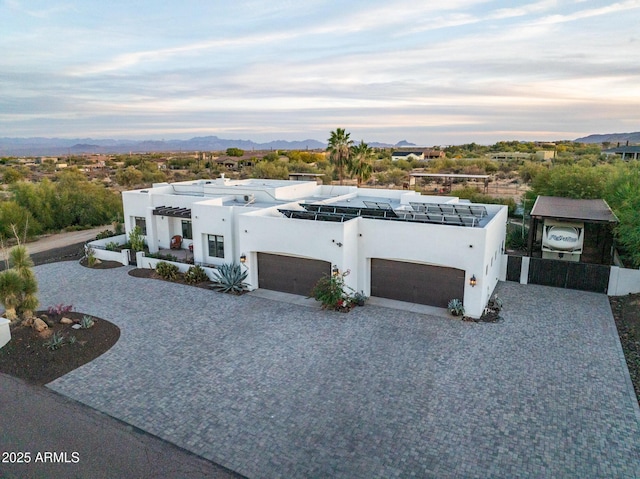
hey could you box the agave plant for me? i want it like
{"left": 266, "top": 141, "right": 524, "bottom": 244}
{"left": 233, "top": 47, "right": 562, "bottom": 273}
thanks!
{"left": 212, "top": 262, "right": 248, "bottom": 294}
{"left": 447, "top": 298, "right": 465, "bottom": 316}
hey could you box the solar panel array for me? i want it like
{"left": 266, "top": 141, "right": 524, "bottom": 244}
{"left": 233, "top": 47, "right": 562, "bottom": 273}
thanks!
{"left": 278, "top": 202, "right": 486, "bottom": 227}
{"left": 409, "top": 202, "right": 487, "bottom": 218}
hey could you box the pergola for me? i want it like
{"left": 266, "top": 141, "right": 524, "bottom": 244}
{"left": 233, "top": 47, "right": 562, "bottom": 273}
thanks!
{"left": 409, "top": 173, "right": 490, "bottom": 193}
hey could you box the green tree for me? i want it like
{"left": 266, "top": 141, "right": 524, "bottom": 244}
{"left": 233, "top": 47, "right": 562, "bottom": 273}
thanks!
{"left": 226, "top": 148, "right": 244, "bottom": 157}
{"left": 0, "top": 201, "right": 39, "bottom": 239}
{"left": 115, "top": 166, "right": 144, "bottom": 187}
{"left": 327, "top": 128, "right": 353, "bottom": 185}
{"left": 2, "top": 167, "right": 23, "bottom": 184}
{"left": 348, "top": 140, "right": 373, "bottom": 187}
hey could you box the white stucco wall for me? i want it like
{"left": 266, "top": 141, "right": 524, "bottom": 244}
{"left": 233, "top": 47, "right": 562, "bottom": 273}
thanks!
{"left": 608, "top": 266, "right": 640, "bottom": 296}
{"left": 122, "top": 179, "right": 507, "bottom": 318}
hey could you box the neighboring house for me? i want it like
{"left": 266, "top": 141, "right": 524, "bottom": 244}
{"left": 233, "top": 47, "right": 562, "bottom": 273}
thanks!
{"left": 122, "top": 176, "right": 507, "bottom": 318}
{"left": 490, "top": 152, "right": 532, "bottom": 161}
{"left": 423, "top": 149, "right": 445, "bottom": 160}
{"left": 602, "top": 146, "right": 640, "bottom": 160}
{"left": 391, "top": 151, "right": 425, "bottom": 162}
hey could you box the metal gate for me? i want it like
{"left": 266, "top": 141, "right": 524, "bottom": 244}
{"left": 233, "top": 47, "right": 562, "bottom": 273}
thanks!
{"left": 506, "top": 255, "right": 522, "bottom": 282}
{"left": 527, "top": 258, "right": 610, "bottom": 293}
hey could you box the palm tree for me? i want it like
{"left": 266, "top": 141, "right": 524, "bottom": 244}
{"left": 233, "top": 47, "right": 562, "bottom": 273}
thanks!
{"left": 327, "top": 128, "right": 353, "bottom": 185}
{"left": 349, "top": 140, "right": 374, "bottom": 187}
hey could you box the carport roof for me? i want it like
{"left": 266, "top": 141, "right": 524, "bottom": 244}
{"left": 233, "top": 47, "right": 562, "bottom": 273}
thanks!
{"left": 530, "top": 196, "right": 618, "bottom": 223}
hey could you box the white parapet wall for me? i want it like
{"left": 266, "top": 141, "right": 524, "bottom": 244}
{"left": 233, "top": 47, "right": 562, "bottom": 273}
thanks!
{"left": 0, "top": 317, "right": 10, "bottom": 349}
{"left": 135, "top": 252, "right": 219, "bottom": 280}
{"left": 87, "top": 234, "right": 130, "bottom": 266}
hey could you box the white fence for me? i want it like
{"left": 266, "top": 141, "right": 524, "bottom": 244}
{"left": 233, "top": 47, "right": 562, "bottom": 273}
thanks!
{"left": 87, "top": 234, "right": 130, "bottom": 266}
{"left": 135, "top": 251, "right": 219, "bottom": 280}
{"left": 608, "top": 266, "right": 640, "bottom": 296}
{"left": 502, "top": 255, "right": 640, "bottom": 296}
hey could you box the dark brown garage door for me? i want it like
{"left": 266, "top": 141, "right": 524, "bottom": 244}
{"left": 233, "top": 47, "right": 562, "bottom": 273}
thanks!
{"left": 257, "top": 253, "right": 331, "bottom": 296}
{"left": 371, "top": 259, "right": 465, "bottom": 307}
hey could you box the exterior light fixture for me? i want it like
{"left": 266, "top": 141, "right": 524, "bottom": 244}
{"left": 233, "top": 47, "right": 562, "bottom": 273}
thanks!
{"left": 470, "top": 275, "right": 477, "bottom": 287}
{"left": 240, "top": 253, "right": 247, "bottom": 264}
{"left": 332, "top": 265, "right": 340, "bottom": 276}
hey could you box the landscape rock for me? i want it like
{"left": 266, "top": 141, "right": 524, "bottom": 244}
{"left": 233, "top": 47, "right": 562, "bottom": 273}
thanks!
{"left": 60, "top": 317, "right": 74, "bottom": 325}
{"left": 32, "top": 318, "right": 49, "bottom": 332}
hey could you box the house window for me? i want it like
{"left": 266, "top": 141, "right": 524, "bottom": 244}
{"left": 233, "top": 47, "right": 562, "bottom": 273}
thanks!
{"left": 208, "top": 235, "right": 224, "bottom": 258}
{"left": 134, "top": 217, "right": 147, "bottom": 235}
{"left": 181, "top": 220, "right": 192, "bottom": 240}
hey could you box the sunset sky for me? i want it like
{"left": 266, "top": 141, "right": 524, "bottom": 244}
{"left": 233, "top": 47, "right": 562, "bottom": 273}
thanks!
{"left": 2, "top": 0, "right": 639, "bottom": 145}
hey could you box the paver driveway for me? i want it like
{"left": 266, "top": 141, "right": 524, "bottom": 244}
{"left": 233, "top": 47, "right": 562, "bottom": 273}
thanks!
{"left": 39, "top": 262, "right": 640, "bottom": 478}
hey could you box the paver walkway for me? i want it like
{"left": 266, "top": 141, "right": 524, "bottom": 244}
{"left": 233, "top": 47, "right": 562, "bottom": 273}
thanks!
{"left": 37, "top": 262, "right": 639, "bottom": 478}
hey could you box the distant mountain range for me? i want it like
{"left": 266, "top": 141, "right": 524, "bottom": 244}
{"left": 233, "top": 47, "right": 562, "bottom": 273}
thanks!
{"left": 0, "top": 136, "right": 414, "bottom": 156}
{"left": 574, "top": 132, "right": 640, "bottom": 144}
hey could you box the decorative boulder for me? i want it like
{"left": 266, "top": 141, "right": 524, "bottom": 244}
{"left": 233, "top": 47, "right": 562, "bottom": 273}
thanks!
{"left": 60, "top": 317, "right": 74, "bottom": 325}
{"left": 32, "top": 318, "right": 49, "bottom": 332}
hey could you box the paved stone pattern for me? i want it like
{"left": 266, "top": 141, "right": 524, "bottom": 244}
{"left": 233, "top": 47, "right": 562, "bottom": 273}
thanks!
{"left": 38, "top": 262, "right": 640, "bottom": 478}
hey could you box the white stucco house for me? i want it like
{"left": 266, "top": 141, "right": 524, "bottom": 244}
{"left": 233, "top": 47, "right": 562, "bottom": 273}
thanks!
{"left": 121, "top": 176, "right": 508, "bottom": 318}
{"left": 391, "top": 151, "right": 425, "bottom": 162}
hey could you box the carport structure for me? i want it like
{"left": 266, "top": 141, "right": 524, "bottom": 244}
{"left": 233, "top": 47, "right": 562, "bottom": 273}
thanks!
{"left": 527, "top": 196, "right": 618, "bottom": 265}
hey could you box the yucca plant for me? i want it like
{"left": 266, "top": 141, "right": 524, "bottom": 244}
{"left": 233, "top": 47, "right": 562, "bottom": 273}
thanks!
{"left": 0, "top": 269, "right": 22, "bottom": 321}
{"left": 212, "top": 262, "right": 248, "bottom": 294}
{"left": 0, "top": 244, "right": 38, "bottom": 321}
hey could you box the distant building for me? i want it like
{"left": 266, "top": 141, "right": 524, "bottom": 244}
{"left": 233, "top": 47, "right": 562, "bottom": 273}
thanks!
{"left": 602, "top": 146, "right": 640, "bottom": 160}
{"left": 391, "top": 151, "right": 425, "bottom": 162}
{"left": 423, "top": 149, "right": 445, "bottom": 160}
{"left": 490, "top": 152, "right": 532, "bottom": 161}
{"left": 535, "top": 150, "right": 555, "bottom": 161}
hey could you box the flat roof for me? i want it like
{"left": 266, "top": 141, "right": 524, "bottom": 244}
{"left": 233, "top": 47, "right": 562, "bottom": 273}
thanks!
{"left": 410, "top": 173, "right": 490, "bottom": 179}
{"left": 530, "top": 196, "right": 618, "bottom": 223}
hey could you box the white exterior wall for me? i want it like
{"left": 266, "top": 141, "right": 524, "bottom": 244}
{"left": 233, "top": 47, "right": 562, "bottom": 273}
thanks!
{"left": 121, "top": 180, "right": 507, "bottom": 318}
{"left": 608, "top": 266, "right": 640, "bottom": 296}
{"left": 480, "top": 207, "right": 508, "bottom": 308}
{"left": 0, "top": 317, "right": 10, "bottom": 349}
{"left": 357, "top": 217, "right": 488, "bottom": 317}
{"left": 238, "top": 209, "right": 351, "bottom": 290}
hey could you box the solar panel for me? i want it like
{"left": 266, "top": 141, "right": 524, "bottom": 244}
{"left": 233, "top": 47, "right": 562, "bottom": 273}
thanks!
{"left": 363, "top": 201, "right": 393, "bottom": 210}
{"left": 281, "top": 203, "right": 481, "bottom": 227}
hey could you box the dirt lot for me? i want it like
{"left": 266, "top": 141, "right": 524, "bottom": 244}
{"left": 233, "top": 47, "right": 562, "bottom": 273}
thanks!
{"left": 610, "top": 294, "right": 640, "bottom": 404}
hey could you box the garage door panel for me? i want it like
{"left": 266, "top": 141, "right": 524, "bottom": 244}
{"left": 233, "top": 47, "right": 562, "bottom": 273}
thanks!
{"left": 371, "top": 259, "right": 464, "bottom": 308}
{"left": 258, "top": 253, "right": 330, "bottom": 296}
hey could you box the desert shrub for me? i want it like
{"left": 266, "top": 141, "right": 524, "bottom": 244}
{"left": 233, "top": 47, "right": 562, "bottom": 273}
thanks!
{"left": 184, "top": 265, "right": 208, "bottom": 284}
{"left": 506, "top": 223, "right": 528, "bottom": 250}
{"left": 95, "top": 229, "right": 115, "bottom": 240}
{"left": 155, "top": 261, "right": 179, "bottom": 281}
{"left": 128, "top": 226, "right": 145, "bottom": 252}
